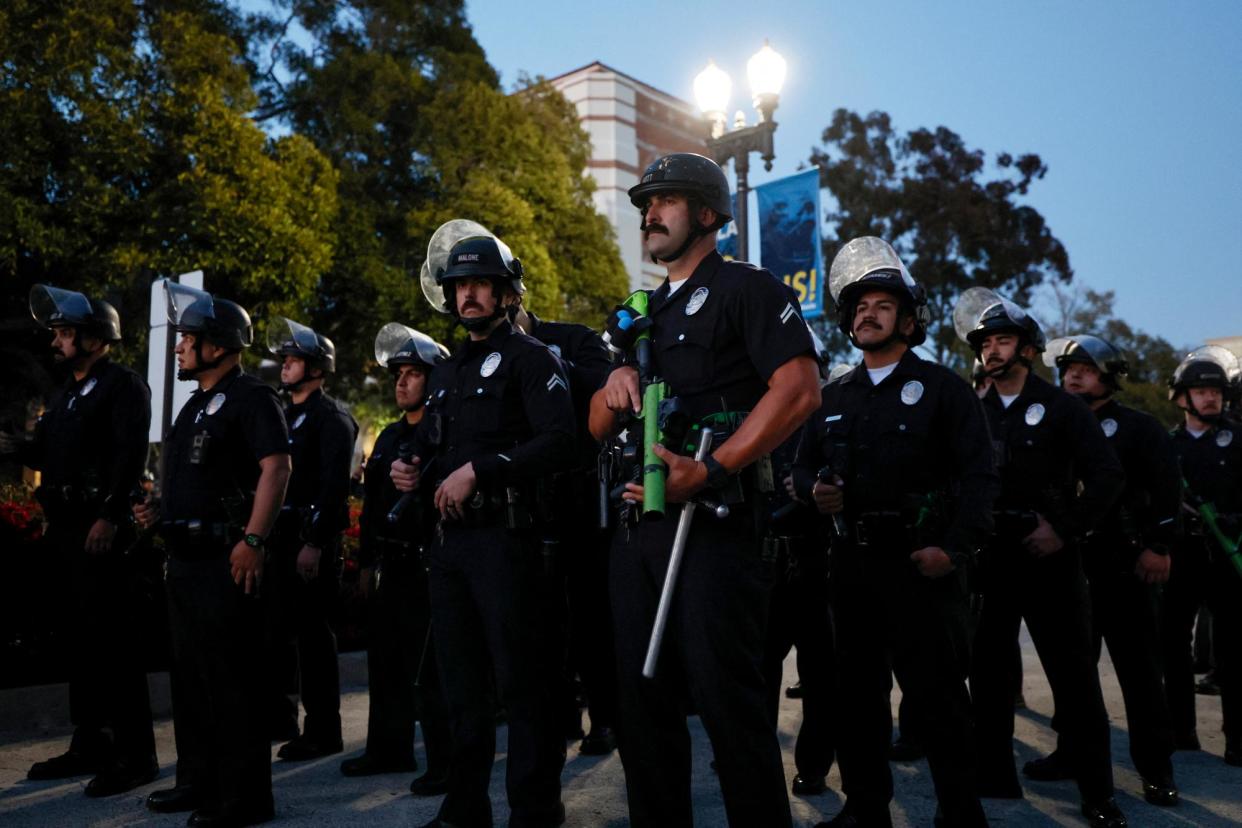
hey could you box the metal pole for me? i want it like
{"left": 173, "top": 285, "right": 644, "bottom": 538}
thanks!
{"left": 734, "top": 152, "right": 750, "bottom": 262}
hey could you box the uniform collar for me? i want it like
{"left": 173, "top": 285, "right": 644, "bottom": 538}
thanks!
{"left": 196, "top": 365, "right": 243, "bottom": 398}
{"left": 983, "top": 370, "right": 1051, "bottom": 411}
{"left": 288, "top": 387, "right": 323, "bottom": 413}
{"left": 1095, "top": 397, "right": 1121, "bottom": 420}
{"left": 68, "top": 355, "right": 111, "bottom": 389}
{"left": 649, "top": 251, "right": 724, "bottom": 317}
{"left": 459, "top": 319, "right": 514, "bottom": 360}
{"left": 842, "top": 348, "right": 922, "bottom": 387}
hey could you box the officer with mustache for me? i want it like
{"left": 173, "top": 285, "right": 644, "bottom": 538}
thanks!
{"left": 794, "top": 239, "right": 995, "bottom": 828}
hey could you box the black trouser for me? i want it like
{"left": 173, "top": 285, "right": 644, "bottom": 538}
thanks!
{"left": 1162, "top": 537, "right": 1242, "bottom": 741}
{"left": 564, "top": 524, "right": 619, "bottom": 732}
{"left": 48, "top": 519, "right": 156, "bottom": 770}
{"left": 262, "top": 532, "right": 342, "bottom": 744}
{"left": 762, "top": 537, "right": 836, "bottom": 780}
{"left": 166, "top": 554, "right": 272, "bottom": 814}
{"left": 831, "top": 543, "right": 985, "bottom": 827}
{"left": 972, "top": 543, "right": 1113, "bottom": 801}
{"left": 610, "top": 507, "right": 791, "bottom": 828}
{"left": 429, "top": 524, "right": 565, "bottom": 828}
{"left": 1077, "top": 545, "right": 1174, "bottom": 783}
{"left": 363, "top": 553, "right": 450, "bottom": 775}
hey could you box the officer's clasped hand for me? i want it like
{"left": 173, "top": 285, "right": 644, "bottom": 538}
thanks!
{"left": 297, "top": 544, "right": 322, "bottom": 581}
{"left": 390, "top": 456, "right": 421, "bottom": 492}
{"left": 621, "top": 444, "right": 706, "bottom": 505}
{"left": 434, "top": 462, "right": 477, "bottom": 520}
{"left": 1022, "top": 513, "right": 1065, "bottom": 558}
{"left": 603, "top": 366, "right": 642, "bottom": 415}
{"left": 910, "top": 546, "right": 955, "bottom": 578}
{"left": 84, "top": 518, "right": 116, "bottom": 556}
{"left": 811, "top": 475, "right": 845, "bottom": 515}
{"left": 1134, "top": 548, "right": 1171, "bottom": 584}
{"left": 132, "top": 495, "right": 159, "bottom": 529}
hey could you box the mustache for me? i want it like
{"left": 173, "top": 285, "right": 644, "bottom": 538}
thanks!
{"left": 641, "top": 222, "right": 668, "bottom": 235}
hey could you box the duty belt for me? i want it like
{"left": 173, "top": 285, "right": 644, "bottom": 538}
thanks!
{"left": 159, "top": 519, "right": 239, "bottom": 559}
{"left": 374, "top": 535, "right": 421, "bottom": 561}
{"left": 848, "top": 511, "right": 909, "bottom": 550}
{"left": 992, "top": 509, "right": 1039, "bottom": 540}
{"left": 35, "top": 484, "right": 104, "bottom": 520}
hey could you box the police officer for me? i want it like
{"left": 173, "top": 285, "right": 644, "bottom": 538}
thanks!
{"left": 589, "top": 152, "right": 820, "bottom": 827}
{"left": 953, "top": 288, "right": 1127, "bottom": 827}
{"left": 4, "top": 286, "right": 157, "bottom": 797}
{"left": 340, "top": 323, "right": 451, "bottom": 795}
{"left": 1162, "top": 345, "right": 1242, "bottom": 766}
{"left": 512, "top": 303, "right": 619, "bottom": 755}
{"left": 1019, "top": 334, "right": 1179, "bottom": 805}
{"left": 391, "top": 228, "right": 576, "bottom": 828}
{"left": 136, "top": 282, "right": 290, "bottom": 827}
{"left": 262, "top": 317, "right": 358, "bottom": 761}
{"left": 791, "top": 238, "right": 994, "bottom": 827}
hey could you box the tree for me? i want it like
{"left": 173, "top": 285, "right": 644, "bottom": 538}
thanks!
{"left": 251, "top": 1, "right": 626, "bottom": 397}
{"left": 810, "top": 109, "right": 1071, "bottom": 369}
{"left": 1040, "top": 282, "right": 1184, "bottom": 426}
{"left": 0, "top": 0, "right": 338, "bottom": 365}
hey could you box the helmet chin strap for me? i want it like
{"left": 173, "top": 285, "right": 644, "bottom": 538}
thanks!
{"left": 177, "top": 338, "right": 225, "bottom": 381}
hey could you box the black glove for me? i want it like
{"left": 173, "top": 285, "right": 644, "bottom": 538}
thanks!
{"left": 602, "top": 305, "right": 652, "bottom": 354}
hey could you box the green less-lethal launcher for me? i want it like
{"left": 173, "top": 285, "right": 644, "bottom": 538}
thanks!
{"left": 620, "top": 290, "right": 668, "bottom": 520}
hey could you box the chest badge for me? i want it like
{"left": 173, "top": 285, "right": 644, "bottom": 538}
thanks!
{"left": 900, "top": 380, "right": 924, "bottom": 406}
{"left": 1218, "top": 429, "right": 1234, "bottom": 448}
{"left": 1101, "top": 418, "right": 1118, "bottom": 438}
{"left": 548, "top": 344, "right": 562, "bottom": 358}
{"left": 1024, "top": 402, "right": 1046, "bottom": 426}
{"left": 80, "top": 377, "right": 98, "bottom": 396}
{"left": 205, "top": 393, "right": 227, "bottom": 416}
{"left": 480, "top": 352, "right": 502, "bottom": 377}
{"left": 684, "top": 287, "right": 709, "bottom": 316}
{"left": 292, "top": 412, "right": 306, "bottom": 430}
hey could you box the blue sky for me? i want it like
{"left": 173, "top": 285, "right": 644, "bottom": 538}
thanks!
{"left": 465, "top": 0, "right": 1241, "bottom": 348}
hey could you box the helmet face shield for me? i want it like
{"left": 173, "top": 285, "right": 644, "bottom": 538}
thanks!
{"left": 267, "top": 316, "right": 320, "bottom": 358}
{"left": 420, "top": 219, "right": 494, "bottom": 314}
{"left": 828, "top": 237, "right": 917, "bottom": 305}
{"left": 1171, "top": 345, "right": 1241, "bottom": 391}
{"left": 1043, "top": 334, "right": 1126, "bottom": 375}
{"left": 165, "top": 281, "right": 216, "bottom": 330}
{"left": 953, "top": 286, "right": 1043, "bottom": 351}
{"left": 374, "top": 322, "right": 447, "bottom": 369}
{"left": 30, "top": 284, "right": 94, "bottom": 329}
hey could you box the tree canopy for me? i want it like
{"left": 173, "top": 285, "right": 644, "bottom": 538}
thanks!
{"left": 810, "top": 108, "right": 1071, "bottom": 368}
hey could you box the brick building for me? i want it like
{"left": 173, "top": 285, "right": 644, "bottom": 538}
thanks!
{"left": 548, "top": 62, "right": 710, "bottom": 291}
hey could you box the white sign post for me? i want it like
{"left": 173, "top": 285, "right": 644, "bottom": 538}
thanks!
{"left": 147, "top": 271, "right": 203, "bottom": 443}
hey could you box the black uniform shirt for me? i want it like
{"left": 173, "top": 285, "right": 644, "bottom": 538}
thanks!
{"left": 526, "top": 312, "right": 612, "bottom": 467}
{"left": 23, "top": 357, "right": 151, "bottom": 523}
{"left": 357, "top": 416, "right": 433, "bottom": 568}
{"left": 644, "top": 251, "right": 814, "bottom": 423}
{"left": 981, "top": 372, "right": 1125, "bottom": 541}
{"left": 1172, "top": 417, "right": 1242, "bottom": 516}
{"left": 413, "top": 320, "right": 575, "bottom": 490}
{"left": 283, "top": 389, "right": 359, "bottom": 548}
{"left": 162, "top": 366, "right": 290, "bottom": 524}
{"left": 792, "top": 349, "right": 999, "bottom": 562}
{"left": 1092, "top": 398, "right": 1181, "bottom": 554}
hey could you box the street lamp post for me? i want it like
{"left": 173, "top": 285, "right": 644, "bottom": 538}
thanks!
{"left": 694, "top": 41, "right": 787, "bottom": 260}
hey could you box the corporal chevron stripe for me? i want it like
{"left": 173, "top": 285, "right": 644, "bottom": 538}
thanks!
{"left": 780, "top": 302, "right": 796, "bottom": 324}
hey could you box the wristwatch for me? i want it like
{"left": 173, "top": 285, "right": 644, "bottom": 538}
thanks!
{"left": 243, "top": 533, "right": 266, "bottom": 549}
{"left": 701, "top": 455, "right": 731, "bottom": 490}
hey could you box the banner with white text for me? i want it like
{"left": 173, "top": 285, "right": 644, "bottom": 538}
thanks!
{"left": 755, "top": 169, "right": 824, "bottom": 319}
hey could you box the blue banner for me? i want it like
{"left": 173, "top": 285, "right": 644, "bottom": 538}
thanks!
{"left": 716, "top": 191, "right": 738, "bottom": 260}
{"left": 755, "top": 169, "right": 824, "bottom": 319}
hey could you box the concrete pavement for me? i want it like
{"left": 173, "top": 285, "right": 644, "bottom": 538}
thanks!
{"left": 1, "top": 631, "right": 1240, "bottom": 826}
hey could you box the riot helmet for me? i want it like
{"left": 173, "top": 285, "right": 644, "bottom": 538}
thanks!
{"left": 953, "top": 287, "right": 1044, "bottom": 378}
{"left": 628, "top": 153, "right": 732, "bottom": 263}
{"left": 267, "top": 317, "right": 336, "bottom": 374}
{"left": 29, "top": 284, "right": 123, "bottom": 345}
{"left": 1043, "top": 334, "right": 1128, "bottom": 392}
{"left": 164, "top": 281, "right": 252, "bottom": 379}
{"left": 437, "top": 235, "right": 524, "bottom": 332}
{"left": 827, "top": 237, "right": 929, "bottom": 349}
{"left": 1169, "top": 345, "right": 1240, "bottom": 423}
{"left": 374, "top": 322, "right": 448, "bottom": 372}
